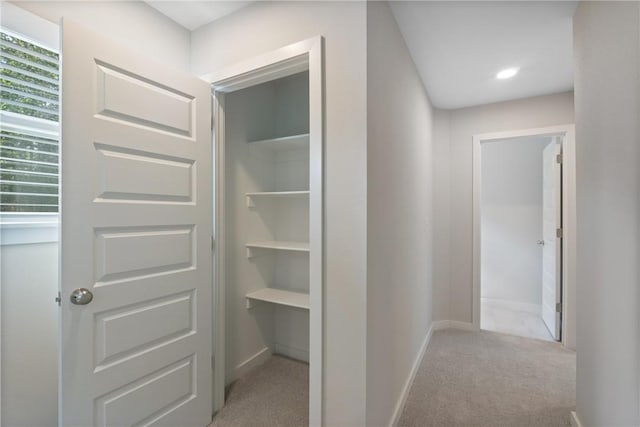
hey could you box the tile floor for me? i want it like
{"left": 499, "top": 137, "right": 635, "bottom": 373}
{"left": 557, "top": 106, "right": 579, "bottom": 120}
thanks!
{"left": 481, "top": 299, "right": 555, "bottom": 342}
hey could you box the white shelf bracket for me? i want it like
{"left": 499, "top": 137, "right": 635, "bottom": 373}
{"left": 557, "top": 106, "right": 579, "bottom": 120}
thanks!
{"left": 246, "top": 297, "right": 256, "bottom": 309}
{"left": 245, "top": 195, "right": 255, "bottom": 208}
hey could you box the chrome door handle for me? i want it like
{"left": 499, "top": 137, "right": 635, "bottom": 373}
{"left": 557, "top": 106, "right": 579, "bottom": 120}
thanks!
{"left": 70, "top": 288, "right": 93, "bottom": 305}
{"left": 537, "top": 240, "right": 545, "bottom": 246}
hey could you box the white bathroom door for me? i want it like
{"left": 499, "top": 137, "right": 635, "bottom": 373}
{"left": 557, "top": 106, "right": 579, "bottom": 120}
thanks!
{"left": 541, "top": 140, "right": 562, "bottom": 341}
{"left": 59, "top": 20, "right": 212, "bottom": 426}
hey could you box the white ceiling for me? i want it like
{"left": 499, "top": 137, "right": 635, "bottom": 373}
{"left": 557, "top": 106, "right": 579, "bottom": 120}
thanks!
{"left": 145, "top": 1, "right": 252, "bottom": 31}
{"left": 390, "top": 1, "right": 577, "bottom": 109}
{"left": 146, "top": 1, "right": 576, "bottom": 110}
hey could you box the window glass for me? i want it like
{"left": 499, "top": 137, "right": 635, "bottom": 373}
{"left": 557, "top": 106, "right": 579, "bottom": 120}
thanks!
{"left": 1, "top": 29, "right": 60, "bottom": 213}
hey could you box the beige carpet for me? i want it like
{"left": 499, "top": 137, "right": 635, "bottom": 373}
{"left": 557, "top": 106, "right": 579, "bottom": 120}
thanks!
{"left": 210, "top": 331, "right": 574, "bottom": 427}
{"left": 210, "top": 355, "right": 309, "bottom": 427}
{"left": 398, "top": 329, "right": 576, "bottom": 427}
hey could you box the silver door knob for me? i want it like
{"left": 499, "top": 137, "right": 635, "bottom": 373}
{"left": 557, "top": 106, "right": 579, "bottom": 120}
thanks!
{"left": 70, "top": 288, "right": 93, "bottom": 305}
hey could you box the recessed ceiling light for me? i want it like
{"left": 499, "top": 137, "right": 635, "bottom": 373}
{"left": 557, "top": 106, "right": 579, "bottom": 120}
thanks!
{"left": 496, "top": 68, "right": 519, "bottom": 79}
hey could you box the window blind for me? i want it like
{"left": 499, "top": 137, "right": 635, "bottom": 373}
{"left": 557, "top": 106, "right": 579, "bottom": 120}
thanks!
{"left": 1, "top": 30, "right": 59, "bottom": 213}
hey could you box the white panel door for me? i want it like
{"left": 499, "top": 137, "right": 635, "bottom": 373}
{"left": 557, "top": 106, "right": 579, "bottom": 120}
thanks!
{"left": 542, "top": 140, "right": 562, "bottom": 341}
{"left": 60, "top": 20, "right": 212, "bottom": 426}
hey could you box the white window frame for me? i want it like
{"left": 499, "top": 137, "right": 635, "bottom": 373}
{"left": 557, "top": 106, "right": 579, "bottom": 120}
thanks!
{"left": 1, "top": 2, "right": 60, "bottom": 245}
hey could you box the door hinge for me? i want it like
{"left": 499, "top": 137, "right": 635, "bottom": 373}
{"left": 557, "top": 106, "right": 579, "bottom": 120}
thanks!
{"left": 556, "top": 302, "right": 563, "bottom": 313}
{"left": 55, "top": 291, "right": 61, "bottom": 306}
{"left": 556, "top": 153, "right": 563, "bottom": 164}
{"left": 556, "top": 228, "right": 563, "bottom": 239}
{"left": 211, "top": 116, "right": 214, "bottom": 130}
{"left": 211, "top": 235, "right": 215, "bottom": 252}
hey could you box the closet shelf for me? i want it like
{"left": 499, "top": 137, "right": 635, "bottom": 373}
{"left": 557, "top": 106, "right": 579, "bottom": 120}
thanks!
{"left": 245, "top": 240, "right": 309, "bottom": 258}
{"left": 247, "top": 133, "right": 309, "bottom": 150}
{"left": 245, "top": 288, "right": 310, "bottom": 310}
{"left": 245, "top": 191, "right": 310, "bottom": 207}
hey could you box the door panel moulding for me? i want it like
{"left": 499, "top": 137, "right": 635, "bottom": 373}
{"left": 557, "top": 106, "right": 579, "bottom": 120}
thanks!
{"left": 59, "top": 19, "right": 212, "bottom": 426}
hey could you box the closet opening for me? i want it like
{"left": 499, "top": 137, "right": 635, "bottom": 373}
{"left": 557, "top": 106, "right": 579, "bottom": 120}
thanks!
{"left": 208, "top": 37, "right": 324, "bottom": 426}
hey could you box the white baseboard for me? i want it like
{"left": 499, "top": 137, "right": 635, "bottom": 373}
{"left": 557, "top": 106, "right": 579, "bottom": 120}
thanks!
{"left": 448, "top": 320, "right": 476, "bottom": 331}
{"left": 481, "top": 297, "right": 542, "bottom": 315}
{"left": 232, "top": 346, "right": 271, "bottom": 382}
{"left": 274, "top": 343, "right": 309, "bottom": 362}
{"left": 388, "top": 322, "right": 435, "bottom": 427}
{"left": 432, "top": 320, "right": 476, "bottom": 331}
{"left": 432, "top": 320, "right": 450, "bottom": 331}
{"left": 570, "top": 411, "right": 583, "bottom": 427}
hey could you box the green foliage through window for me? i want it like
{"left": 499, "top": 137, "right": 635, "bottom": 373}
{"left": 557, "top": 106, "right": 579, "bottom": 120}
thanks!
{"left": 1, "top": 130, "right": 58, "bottom": 212}
{"left": 1, "top": 30, "right": 59, "bottom": 213}
{"left": 1, "top": 31, "right": 59, "bottom": 121}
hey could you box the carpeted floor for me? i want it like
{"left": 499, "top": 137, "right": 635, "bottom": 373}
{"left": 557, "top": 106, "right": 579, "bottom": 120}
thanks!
{"left": 210, "top": 330, "right": 575, "bottom": 427}
{"left": 210, "top": 355, "right": 309, "bottom": 427}
{"left": 398, "top": 329, "right": 576, "bottom": 427}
